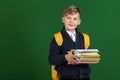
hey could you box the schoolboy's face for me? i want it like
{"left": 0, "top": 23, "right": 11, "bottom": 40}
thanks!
{"left": 62, "top": 13, "right": 81, "bottom": 32}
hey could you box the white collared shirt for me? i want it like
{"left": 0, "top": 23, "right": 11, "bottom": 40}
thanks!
{"left": 66, "top": 30, "right": 76, "bottom": 42}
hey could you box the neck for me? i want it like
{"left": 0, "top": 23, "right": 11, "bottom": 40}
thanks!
{"left": 65, "top": 29, "right": 75, "bottom": 33}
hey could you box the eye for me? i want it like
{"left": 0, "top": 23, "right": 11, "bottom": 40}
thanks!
{"left": 74, "top": 18, "right": 78, "bottom": 20}
{"left": 67, "top": 17, "right": 70, "bottom": 19}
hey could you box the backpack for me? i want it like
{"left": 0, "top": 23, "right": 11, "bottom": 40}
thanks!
{"left": 51, "top": 31, "right": 90, "bottom": 80}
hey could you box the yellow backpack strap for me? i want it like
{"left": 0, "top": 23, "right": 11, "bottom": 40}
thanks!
{"left": 82, "top": 33, "right": 90, "bottom": 49}
{"left": 51, "top": 32, "right": 62, "bottom": 80}
{"left": 54, "top": 32, "right": 63, "bottom": 46}
{"left": 51, "top": 65, "right": 60, "bottom": 80}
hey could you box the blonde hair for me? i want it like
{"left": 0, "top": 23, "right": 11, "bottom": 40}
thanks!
{"left": 63, "top": 5, "right": 80, "bottom": 16}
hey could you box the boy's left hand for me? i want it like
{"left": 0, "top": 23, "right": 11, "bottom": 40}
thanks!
{"left": 65, "top": 49, "right": 79, "bottom": 65}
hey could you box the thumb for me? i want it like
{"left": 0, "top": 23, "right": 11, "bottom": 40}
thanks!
{"left": 70, "top": 49, "right": 75, "bottom": 54}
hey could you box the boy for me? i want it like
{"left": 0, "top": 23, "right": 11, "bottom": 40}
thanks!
{"left": 48, "top": 5, "right": 91, "bottom": 80}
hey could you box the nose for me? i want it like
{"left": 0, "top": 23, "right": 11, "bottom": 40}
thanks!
{"left": 70, "top": 19, "right": 73, "bottom": 23}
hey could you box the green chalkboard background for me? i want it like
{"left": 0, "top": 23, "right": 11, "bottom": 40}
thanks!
{"left": 0, "top": 0, "right": 120, "bottom": 80}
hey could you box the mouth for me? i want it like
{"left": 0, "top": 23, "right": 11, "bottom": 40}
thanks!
{"left": 68, "top": 24, "right": 74, "bottom": 27}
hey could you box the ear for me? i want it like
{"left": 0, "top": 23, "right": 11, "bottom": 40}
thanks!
{"left": 62, "top": 17, "right": 65, "bottom": 23}
{"left": 78, "top": 19, "right": 81, "bottom": 25}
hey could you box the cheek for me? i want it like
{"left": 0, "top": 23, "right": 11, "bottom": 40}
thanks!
{"left": 64, "top": 20, "right": 69, "bottom": 24}
{"left": 74, "top": 22, "right": 79, "bottom": 25}
{"left": 76, "top": 20, "right": 80, "bottom": 25}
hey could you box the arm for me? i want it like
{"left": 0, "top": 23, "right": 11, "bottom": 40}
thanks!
{"left": 48, "top": 38, "right": 79, "bottom": 65}
{"left": 48, "top": 38, "right": 67, "bottom": 65}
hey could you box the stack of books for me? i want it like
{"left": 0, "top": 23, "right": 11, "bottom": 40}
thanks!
{"left": 74, "top": 49, "right": 100, "bottom": 64}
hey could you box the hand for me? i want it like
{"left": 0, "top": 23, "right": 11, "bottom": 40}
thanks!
{"left": 65, "top": 49, "right": 79, "bottom": 65}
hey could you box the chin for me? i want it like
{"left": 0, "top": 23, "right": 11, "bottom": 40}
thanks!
{"left": 69, "top": 27, "right": 76, "bottom": 29}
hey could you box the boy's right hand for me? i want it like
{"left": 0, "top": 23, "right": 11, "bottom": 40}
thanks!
{"left": 65, "top": 50, "right": 79, "bottom": 65}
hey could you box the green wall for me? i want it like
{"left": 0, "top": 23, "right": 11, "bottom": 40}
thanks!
{"left": 0, "top": 0, "right": 120, "bottom": 80}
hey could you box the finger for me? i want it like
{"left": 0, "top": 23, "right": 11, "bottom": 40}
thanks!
{"left": 71, "top": 58, "right": 79, "bottom": 65}
{"left": 67, "top": 51, "right": 72, "bottom": 54}
{"left": 67, "top": 51, "right": 73, "bottom": 56}
{"left": 74, "top": 59, "right": 79, "bottom": 64}
{"left": 70, "top": 49, "right": 75, "bottom": 53}
{"left": 72, "top": 55, "right": 78, "bottom": 60}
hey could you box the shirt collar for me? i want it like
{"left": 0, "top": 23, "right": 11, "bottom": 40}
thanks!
{"left": 66, "top": 30, "right": 76, "bottom": 36}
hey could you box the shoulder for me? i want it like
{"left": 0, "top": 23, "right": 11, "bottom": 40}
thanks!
{"left": 81, "top": 32, "right": 90, "bottom": 49}
{"left": 54, "top": 31, "right": 63, "bottom": 46}
{"left": 81, "top": 32, "right": 90, "bottom": 38}
{"left": 54, "top": 32, "right": 62, "bottom": 36}
{"left": 76, "top": 31, "right": 89, "bottom": 38}
{"left": 79, "top": 32, "right": 90, "bottom": 41}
